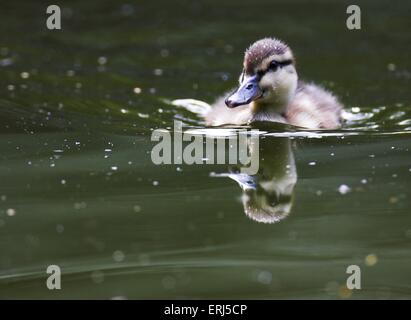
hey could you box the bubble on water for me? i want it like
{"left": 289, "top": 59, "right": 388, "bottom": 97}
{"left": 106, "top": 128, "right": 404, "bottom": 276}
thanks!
{"left": 351, "top": 107, "right": 360, "bottom": 113}
{"left": 308, "top": 161, "right": 316, "bottom": 166}
{"left": 0, "top": 58, "right": 13, "bottom": 67}
{"left": 61, "top": 179, "right": 66, "bottom": 185}
{"left": 149, "top": 88, "right": 156, "bottom": 94}
{"left": 1, "top": 195, "right": 6, "bottom": 201}
{"left": 361, "top": 179, "right": 367, "bottom": 184}
{"left": 112, "top": 250, "right": 125, "bottom": 262}
{"left": 316, "top": 190, "right": 323, "bottom": 196}
{"left": 365, "top": 253, "right": 378, "bottom": 266}
{"left": 338, "top": 184, "right": 351, "bottom": 195}
{"left": 153, "top": 68, "right": 163, "bottom": 76}
{"left": 339, "top": 285, "right": 352, "bottom": 299}
{"left": 110, "top": 166, "right": 118, "bottom": 171}
{"left": 91, "top": 270, "right": 105, "bottom": 284}
{"left": 6, "top": 208, "right": 16, "bottom": 216}
{"left": 176, "top": 167, "right": 183, "bottom": 172}
{"left": 97, "top": 56, "right": 107, "bottom": 65}
{"left": 133, "top": 87, "right": 142, "bottom": 94}
{"left": 20, "top": 72, "right": 30, "bottom": 79}
{"left": 389, "top": 196, "right": 398, "bottom": 204}
{"left": 75, "top": 82, "right": 82, "bottom": 89}
{"left": 7, "top": 84, "right": 15, "bottom": 91}
{"left": 257, "top": 270, "right": 272, "bottom": 285}
{"left": 120, "top": 108, "right": 129, "bottom": 114}
{"left": 387, "top": 63, "right": 396, "bottom": 71}
{"left": 133, "top": 205, "right": 141, "bottom": 213}
{"left": 152, "top": 181, "right": 159, "bottom": 186}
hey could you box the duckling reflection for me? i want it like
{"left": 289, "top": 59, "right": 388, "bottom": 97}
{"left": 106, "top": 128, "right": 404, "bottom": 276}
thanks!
{"left": 217, "top": 136, "right": 297, "bottom": 224}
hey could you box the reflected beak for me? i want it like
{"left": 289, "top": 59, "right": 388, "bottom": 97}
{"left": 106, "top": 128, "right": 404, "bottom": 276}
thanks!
{"left": 225, "top": 75, "right": 263, "bottom": 108}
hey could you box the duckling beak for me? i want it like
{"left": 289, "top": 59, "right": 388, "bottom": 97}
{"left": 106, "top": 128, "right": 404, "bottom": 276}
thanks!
{"left": 225, "top": 75, "right": 263, "bottom": 108}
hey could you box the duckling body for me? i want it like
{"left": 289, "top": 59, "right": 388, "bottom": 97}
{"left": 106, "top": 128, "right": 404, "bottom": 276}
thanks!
{"left": 205, "top": 38, "right": 343, "bottom": 129}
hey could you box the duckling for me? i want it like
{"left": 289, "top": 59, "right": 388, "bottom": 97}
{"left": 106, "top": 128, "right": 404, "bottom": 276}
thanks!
{"left": 205, "top": 38, "right": 343, "bottom": 129}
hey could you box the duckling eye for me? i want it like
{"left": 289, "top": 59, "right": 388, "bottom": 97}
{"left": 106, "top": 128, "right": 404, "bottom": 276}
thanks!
{"left": 269, "top": 61, "right": 279, "bottom": 71}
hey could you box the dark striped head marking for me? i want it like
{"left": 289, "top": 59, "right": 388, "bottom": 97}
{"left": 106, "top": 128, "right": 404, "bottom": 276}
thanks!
{"left": 244, "top": 38, "right": 293, "bottom": 74}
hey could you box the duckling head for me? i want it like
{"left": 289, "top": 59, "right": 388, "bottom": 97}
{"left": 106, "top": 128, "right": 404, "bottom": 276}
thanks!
{"left": 225, "top": 38, "right": 298, "bottom": 113}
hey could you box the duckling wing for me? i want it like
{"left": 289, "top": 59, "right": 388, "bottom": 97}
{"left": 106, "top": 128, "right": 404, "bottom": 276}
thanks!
{"left": 205, "top": 91, "right": 253, "bottom": 126}
{"left": 171, "top": 99, "right": 212, "bottom": 116}
{"left": 285, "top": 82, "right": 343, "bottom": 130}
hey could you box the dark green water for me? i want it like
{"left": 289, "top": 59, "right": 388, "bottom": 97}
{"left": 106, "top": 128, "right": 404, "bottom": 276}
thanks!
{"left": 0, "top": 0, "right": 410, "bottom": 299}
